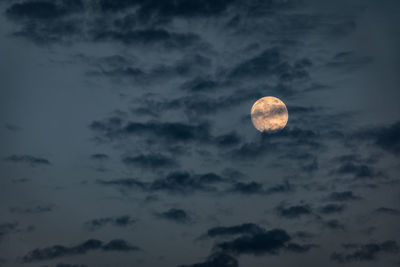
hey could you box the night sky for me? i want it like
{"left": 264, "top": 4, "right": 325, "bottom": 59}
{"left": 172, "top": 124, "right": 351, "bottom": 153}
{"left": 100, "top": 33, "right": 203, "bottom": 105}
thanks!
{"left": 1, "top": 0, "right": 400, "bottom": 267}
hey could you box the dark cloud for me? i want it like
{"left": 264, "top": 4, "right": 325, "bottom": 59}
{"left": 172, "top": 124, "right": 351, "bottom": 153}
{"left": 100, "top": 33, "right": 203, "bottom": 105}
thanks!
{"left": 178, "top": 252, "right": 238, "bottom": 267}
{"left": 215, "top": 132, "right": 242, "bottom": 148}
{"left": 149, "top": 171, "right": 224, "bottom": 194}
{"left": 180, "top": 76, "right": 219, "bottom": 93}
{"left": 276, "top": 204, "right": 313, "bottom": 219}
{"left": 332, "top": 161, "right": 382, "bottom": 179}
{"left": 3, "top": 154, "right": 51, "bottom": 167}
{"left": 156, "top": 208, "right": 191, "bottom": 224}
{"left": 0, "top": 222, "right": 34, "bottom": 242}
{"left": 122, "top": 153, "right": 178, "bottom": 169}
{"left": 98, "top": 171, "right": 225, "bottom": 194}
{"left": 228, "top": 179, "right": 293, "bottom": 196}
{"left": 102, "top": 239, "right": 139, "bottom": 251}
{"left": 201, "top": 223, "right": 314, "bottom": 257}
{"left": 98, "top": 0, "right": 235, "bottom": 18}
{"left": 215, "top": 228, "right": 312, "bottom": 256}
{"left": 374, "top": 207, "right": 400, "bottom": 216}
{"left": 205, "top": 223, "right": 263, "bottom": 238}
{"left": 22, "top": 239, "right": 139, "bottom": 262}
{"left": 357, "top": 121, "right": 400, "bottom": 155}
{"left": 317, "top": 204, "right": 345, "bottom": 215}
{"left": 90, "top": 119, "right": 212, "bottom": 144}
{"left": 55, "top": 264, "right": 87, "bottom": 267}
{"left": 322, "top": 219, "right": 345, "bottom": 230}
{"left": 230, "top": 127, "right": 321, "bottom": 160}
{"left": 4, "top": 123, "right": 21, "bottom": 132}
{"left": 6, "top": 0, "right": 83, "bottom": 20}
{"left": 328, "top": 191, "right": 361, "bottom": 202}
{"left": 326, "top": 51, "right": 373, "bottom": 71}
{"left": 265, "top": 180, "right": 294, "bottom": 194}
{"left": 230, "top": 181, "right": 264, "bottom": 195}
{"left": 131, "top": 88, "right": 262, "bottom": 119}
{"left": 9, "top": 205, "right": 54, "bottom": 214}
{"left": 92, "top": 29, "right": 203, "bottom": 48}
{"left": 97, "top": 178, "right": 147, "bottom": 191}
{"left": 228, "top": 47, "right": 311, "bottom": 82}
{"left": 84, "top": 215, "right": 136, "bottom": 231}
{"left": 331, "top": 240, "right": 399, "bottom": 263}
{"left": 90, "top": 153, "right": 109, "bottom": 160}
{"left": 0, "top": 222, "right": 19, "bottom": 240}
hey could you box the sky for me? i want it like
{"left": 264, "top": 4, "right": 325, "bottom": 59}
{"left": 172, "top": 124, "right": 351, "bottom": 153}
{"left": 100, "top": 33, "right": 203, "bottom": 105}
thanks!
{"left": 0, "top": 0, "right": 400, "bottom": 267}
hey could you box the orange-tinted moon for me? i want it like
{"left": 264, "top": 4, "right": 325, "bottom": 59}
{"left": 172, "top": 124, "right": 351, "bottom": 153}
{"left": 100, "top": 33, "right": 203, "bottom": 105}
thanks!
{"left": 251, "top": 96, "right": 288, "bottom": 132}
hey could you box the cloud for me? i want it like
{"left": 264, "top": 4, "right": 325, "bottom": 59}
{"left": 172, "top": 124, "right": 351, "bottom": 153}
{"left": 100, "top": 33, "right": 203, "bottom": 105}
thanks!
{"left": 150, "top": 171, "right": 224, "bottom": 194}
{"left": 276, "top": 204, "right": 313, "bottom": 219}
{"left": 205, "top": 223, "right": 263, "bottom": 238}
{"left": 228, "top": 180, "right": 293, "bottom": 196}
{"left": 331, "top": 240, "right": 399, "bottom": 263}
{"left": 228, "top": 48, "right": 312, "bottom": 82}
{"left": 229, "top": 181, "right": 264, "bottom": 195}
{"left": 322, "top": 219, "right": 345, "bottom": 230}
{"left": 90, "top": 119, "right": 212, "bottom": 144}
{"left": 201, "top": 223, "right": 314, "bottom": 257}
{"left": 5, "top": 0, "right": 210, "bottom": 47}
{"left": 4, "top": 123, "right": 21, "bottom": 132}
{"left": 97, "top": 178, "right": 147, "bottom": 191}
{"left": 178, "top": 252, "right": 238, "bottom": 267}
{"left": 6, "top": 0, "right": 83, "bottom": 20}
{"left": 0, "top": 222, "right": 19, "bottom": 240}
{"left": 22, "top": 239, "right": 139, "bottom": 262}
{"left": 357, "top": 121, "right": 400, "bottom": 155}
{"left": 84, "top": 215, "right": 136, "bottom": 231}
{"left": 229, "top": 127, "right": 321, "bottom": 160}
{"left": 156, "top": 208, "right": 191, "bottom": 224}
{"left": 98, "top": 0, "right": 235, "bottom": 18}
{"left": 90, "top": 153, "right": 109, "bottom": 160}
{"left": 92, "top": 29, "right": 203, "bottom": 48}
{"left": 102, "top": 239, "right": 139, "bottom": 251}
{"left": 3, "top": 154, "right": 51, "bottom": 167}
{"left": 326, "top": 51, "right": 373, "bottom": 71}
{"left": 374, "top": 207, "right": 400, "bottom": 216}
{"left": 328, "top": 191, "right": 361, "bottom": 202}
{"left": 97, "top": 171, "right": 225, "bottom": 194}
{"left": 55, "top": 264, "right": 87, "bottom": 267}
{"left": 122, "top": 153, "right": 178, "bottom": 169}
{"left": 216, "top": 228, "right": 311, "bottom": 256}
{"left": 9, "top": 205, "right": 54, "bottom": 214}
{"left": 317, "top": 204, "right": 345, "bottom": 215}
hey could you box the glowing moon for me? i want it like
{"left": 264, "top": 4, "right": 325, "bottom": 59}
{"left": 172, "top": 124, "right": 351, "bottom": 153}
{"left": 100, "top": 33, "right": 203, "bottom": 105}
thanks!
{"left": 251, "top": 96, "right": 288, "bottom": 132}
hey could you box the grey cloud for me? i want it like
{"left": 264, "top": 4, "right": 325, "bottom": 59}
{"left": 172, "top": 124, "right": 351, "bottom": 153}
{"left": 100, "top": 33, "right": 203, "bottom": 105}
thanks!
{"left": 85, "top": 215, "right": 136, "bottom": 231}
{"left": 122, "top": 153, "right": 178, "bottom": 169}
{"left": 328, "top": 191, "right": 361, "bottom": 202}
{"left": 317, "top": 204, "right": 346, "bottom": 215}
{"left": 9, "top": 205, "right": 54, "bottom": 215}
{"left": 3, "top": 154, "right": 51, "bottom": 167}
{"left": 97, "top": 171, "right": 225, "bottom": 194}
{"left": 22, "top": 239, "right": 139, "bottom": 262}
{"left": 156, "top": 208, "right": 192, "bottom": 224}
{"left": 276, "top": 204, "right": 313, "bottom": 219}
{"left": 331, "top": 240, "right": 399, "bottom": 263}
{"left": 178, "top": 252, "right": 238, "bottom": 267}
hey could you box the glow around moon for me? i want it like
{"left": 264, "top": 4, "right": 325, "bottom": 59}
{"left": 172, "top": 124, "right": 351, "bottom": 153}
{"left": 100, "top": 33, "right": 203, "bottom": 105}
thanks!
{"left": 251, "top": 96, "right": 288, "bottom": 132}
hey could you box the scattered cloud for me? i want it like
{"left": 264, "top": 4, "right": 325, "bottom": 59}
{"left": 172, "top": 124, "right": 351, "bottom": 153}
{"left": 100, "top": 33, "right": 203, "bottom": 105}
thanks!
{"left": 3, "top": 155, "right": 51, "bottom": 167}
{"left": 22, "top": 239, "right": 139, "bottom": 262}
{"left": 331, "top": 240, "right": 399, "bottom": 263}
{"left": 84, "top": 215, "right": 136, "bottom": 231}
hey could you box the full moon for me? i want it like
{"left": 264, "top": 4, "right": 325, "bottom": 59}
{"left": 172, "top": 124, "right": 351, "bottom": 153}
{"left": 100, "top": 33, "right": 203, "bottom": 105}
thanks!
{"left": 251, "top": 96, "right": 288, "bottom": 132}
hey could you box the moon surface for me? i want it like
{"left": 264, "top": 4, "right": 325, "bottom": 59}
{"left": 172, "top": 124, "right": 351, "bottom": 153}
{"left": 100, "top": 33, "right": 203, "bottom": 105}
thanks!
{"left": 251, "top": 96, "right": 288, "bottom": 132}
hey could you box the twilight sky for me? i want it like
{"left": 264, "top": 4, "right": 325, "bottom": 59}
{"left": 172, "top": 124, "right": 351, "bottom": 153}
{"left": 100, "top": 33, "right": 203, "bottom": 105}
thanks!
{"left": 1, "top": 0, "right": 400, "bottom": 267}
